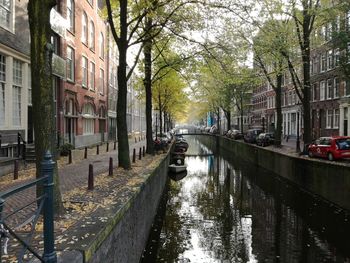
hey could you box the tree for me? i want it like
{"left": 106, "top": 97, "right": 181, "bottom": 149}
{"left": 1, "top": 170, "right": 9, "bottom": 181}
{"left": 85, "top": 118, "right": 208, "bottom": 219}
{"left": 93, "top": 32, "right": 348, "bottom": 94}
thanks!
{"left": 28, "top": 0, "right": 63, "bottom": 213}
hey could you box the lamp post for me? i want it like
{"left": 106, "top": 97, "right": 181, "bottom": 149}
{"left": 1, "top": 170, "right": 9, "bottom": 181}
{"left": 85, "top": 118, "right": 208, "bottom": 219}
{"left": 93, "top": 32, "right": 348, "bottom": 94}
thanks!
{"left": 296, "top": 111, "right": 301, "bottom": 153}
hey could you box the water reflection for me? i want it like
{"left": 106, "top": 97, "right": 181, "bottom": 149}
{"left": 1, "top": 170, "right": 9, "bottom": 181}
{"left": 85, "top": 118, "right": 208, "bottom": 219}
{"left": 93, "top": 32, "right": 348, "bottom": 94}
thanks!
{"left": 141, "top": 138, "right": 350, "bottom": 263}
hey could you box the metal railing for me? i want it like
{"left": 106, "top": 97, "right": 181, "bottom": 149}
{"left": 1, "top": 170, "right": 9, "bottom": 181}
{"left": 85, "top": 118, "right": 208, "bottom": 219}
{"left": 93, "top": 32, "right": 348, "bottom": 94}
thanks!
{"left": 0, "top": 151, "right": 57, "bottom": 262}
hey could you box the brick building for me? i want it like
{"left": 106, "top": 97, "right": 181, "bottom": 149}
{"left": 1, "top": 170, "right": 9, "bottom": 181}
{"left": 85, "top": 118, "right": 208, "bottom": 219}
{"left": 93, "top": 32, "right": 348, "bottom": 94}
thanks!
{"left": 59, "top": 0, "right": 108, "bottom": 148}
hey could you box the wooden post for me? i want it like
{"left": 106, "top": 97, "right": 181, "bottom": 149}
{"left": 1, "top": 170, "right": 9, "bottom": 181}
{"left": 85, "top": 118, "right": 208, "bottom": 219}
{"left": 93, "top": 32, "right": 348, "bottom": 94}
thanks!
{"left": 139, "top": 147, "right": 142, "bottom": 160}
{"left": 84, "top": 147, "right": 87, "bottom": 159}
{"left": 88, "top": 164, "right": 94, "bottom": 190}
{"left": 96, "top": 145, "right": 99, "bottom": 155}
{"left": 113, "top": 141, "right": 116, "bottom": 150}
{"left": 14, "top": 160, "right": 19, "bottom": 180}
{"left": 68, "top": 150, "right": 72, "bottom": 164}
{"left": 106, "top": 142, "right": 109, "bottom": 152}
{"left": 132, "top": 148, "right": 136, "bottom": 163}
{"left": 109, "top": 157, "right": 113, "bottom": 176}
{"left": 143, "top": 146, "right": 145, "bottom": 157}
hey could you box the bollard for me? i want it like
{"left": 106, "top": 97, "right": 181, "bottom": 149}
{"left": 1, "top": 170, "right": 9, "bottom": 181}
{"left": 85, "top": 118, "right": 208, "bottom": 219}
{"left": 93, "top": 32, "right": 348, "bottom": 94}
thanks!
{"left": 109, "top": 157, "right": 113, "bottom": 176}
{"left": 88, "top": 164, "right": 94, "bottom": 190}
{"left": 135, "top": 137, "right": 137, "bottom": 143}
{"left": 84, "top": 147, "right": 87, "bottom": 159}
{"left": 106, "top": 142, "right": 109, "bottom": 152}
{"left": 139, "top": 147, "right": 142, "bottom": 160}
{"left": 113, "top": 141, "right": 116, "bottom": 150}
{"left": 143, "top": 146, "right": 145, "bottom": 157}
{"left": 96, "top": 145, "right": 99, "bottom": 155}
{"left": 139, "top": 137, "right": 141, "bottom": 142}
{"left": 68, "top": 150, "right": 72, "bottom": 164}
{"left": 14, "top": 160, "right": 19, "bottom": 180}
{"left": 132, "top": 148, "right": 136, "bottom": 163}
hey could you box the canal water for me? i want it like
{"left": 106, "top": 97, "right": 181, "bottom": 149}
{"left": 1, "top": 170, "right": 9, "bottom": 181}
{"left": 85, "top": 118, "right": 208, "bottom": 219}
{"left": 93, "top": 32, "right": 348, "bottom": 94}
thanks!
{"left": 141, "top": 136, "right": 350, "bottom": 263}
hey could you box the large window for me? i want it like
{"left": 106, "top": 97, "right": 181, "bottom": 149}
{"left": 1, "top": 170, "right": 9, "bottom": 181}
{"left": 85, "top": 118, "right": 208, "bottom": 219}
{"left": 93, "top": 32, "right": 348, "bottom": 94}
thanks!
{"left": 320, "top": 80, "right": 326, "bottom": 101}
{"left": 82, "top": 56, "right": 88, "bottom": 87}
{"left": 99, "top": 68, "right": 104, "bottom": 95}
{"left": 327, "top": 50, "right": 333, "bottom": 70}
{"left": 312, "top": 83, "right": 317, "bottom": 101}
{"left": 89, "top": 61, "right": 95, "bottom": 90}
{"left": 67, "top": 0, "right": 74, "bottom": 32}
{"left": 345, "top": 80, "right": 350, "bottom": 97}
{"left": 0, "top": 0, "right": 12, "bottom": 30}
{"left": 89, "top": 20, "right": 95, "bottom": 50}
{"left": 82, "top": 103, "right": 95, "bottom": 134}
{"left": 334, "top": 109, "right": 339, "bottom": 128}
{"left": 99, "top": 32, "right": 104, "bottom": 58}
{"left": 321, "top": 53, "right": 327, "bottom": 72}
{"left": 334, "top": 77, "right": 339, "bottom": 98}
{"left": 0, "top": 53, "right": 5, "bottom": 126}
{"left": 326, "top": 109, "right": 333, "bottom": 129}
{"left": 66, "top": 46, "right": 75, "bottom": 81}
{"left": 13, "top": 59, "right": 22, "bottom": 126}
{"left": 82, "top": 12, "right": 88, "bottom": 44}
{"left": 327, "top": 78, "right": 333, "bottom": 99}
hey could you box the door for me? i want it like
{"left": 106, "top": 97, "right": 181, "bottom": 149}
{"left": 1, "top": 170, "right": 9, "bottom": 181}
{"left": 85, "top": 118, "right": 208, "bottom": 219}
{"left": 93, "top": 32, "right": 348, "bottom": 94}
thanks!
{"left": 65, "top": 118, "right": 74, "bottom": 144}
{"left": 99, "top": 119, "right": 105, "bottom": 142}
{"left": 344, "top": 120, "right": 348, "bottom": 136}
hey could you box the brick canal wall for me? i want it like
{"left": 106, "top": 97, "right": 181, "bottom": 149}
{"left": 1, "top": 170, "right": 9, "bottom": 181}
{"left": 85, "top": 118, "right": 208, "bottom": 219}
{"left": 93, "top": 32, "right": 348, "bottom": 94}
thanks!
{"left": 197, "top": 135, "right": 350, "bottom": 211}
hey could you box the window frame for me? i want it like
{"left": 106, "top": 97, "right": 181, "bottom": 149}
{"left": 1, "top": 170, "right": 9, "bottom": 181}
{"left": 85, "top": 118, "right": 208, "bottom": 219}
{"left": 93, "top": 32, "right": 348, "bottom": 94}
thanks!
{"left": 82, "top": 12, "right": 88, "bottom": 45}
{"left": 66, "top": 46, "right": 75, "bottom": 82}
{"left": 82, "top": 56, "right": 88, "bottom": 88}
{"left": 67, "top": 0, "right": 75, "bottom": 33}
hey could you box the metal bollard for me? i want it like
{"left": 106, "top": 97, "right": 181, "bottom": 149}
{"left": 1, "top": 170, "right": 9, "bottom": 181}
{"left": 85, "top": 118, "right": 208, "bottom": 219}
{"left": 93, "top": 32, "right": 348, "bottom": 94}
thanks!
{"left": 135, "top": 137, "right": 137, "bottom": 143}
{"left": 88, "top": 164, "right": 94, "bottom": 190}
{"left": 84, "top": 147, "right": 87, "bottom": 159}
{"left": 96, "top": 145, "right": 99, "bottom": 155}
{"left": 14, "top": 160, "right": 19, "bottom": 180}
{"left": 139, "top": 147, "right": 142, "bottom": 160}
{"left": 68, "top": 150, "right": 72, "bottom": 164}
{"left": 106, "top": 142, "right": 109, "bottom": 152}
{"left": 109, "top": 157, "right": 113, "bottom": 176}
{"left": 132, "top": 148, "right": 136, "bottom": 163}
{"left": 143, "top": 146, "right": 145, "bottom": 157}
{"left": 113, "top": 141, "right": 116, "bottom": 150}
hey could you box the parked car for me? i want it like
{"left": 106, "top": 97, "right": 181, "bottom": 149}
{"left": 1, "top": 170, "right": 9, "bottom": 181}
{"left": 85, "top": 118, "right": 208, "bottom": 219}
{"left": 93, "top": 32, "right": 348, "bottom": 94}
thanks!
{"left": 256, "top": 133, "right": 275, "bottom": 147}
{"left": 244, "top": 129, "right": 263, "bottom": 143}
{"left": 308, "top": 136, "right": 350, "bottom": 161}
{"left": 230, "top": 129, "right": 243, "bottom": 140}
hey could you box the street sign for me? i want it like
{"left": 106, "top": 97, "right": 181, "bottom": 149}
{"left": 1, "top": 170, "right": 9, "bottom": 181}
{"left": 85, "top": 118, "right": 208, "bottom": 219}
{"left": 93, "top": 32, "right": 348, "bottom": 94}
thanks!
{"left": 50, "top": 9, "right": 67, "bottom": 38}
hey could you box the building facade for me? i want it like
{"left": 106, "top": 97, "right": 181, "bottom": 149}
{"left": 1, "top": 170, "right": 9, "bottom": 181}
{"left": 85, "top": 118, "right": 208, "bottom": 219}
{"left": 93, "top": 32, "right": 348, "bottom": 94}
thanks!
{"left": 0, "top": 0, "right": 31, "bottom": 157}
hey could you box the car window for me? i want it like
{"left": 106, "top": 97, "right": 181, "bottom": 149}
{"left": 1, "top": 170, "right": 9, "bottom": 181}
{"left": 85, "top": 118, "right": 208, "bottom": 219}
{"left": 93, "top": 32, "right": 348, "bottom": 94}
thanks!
{"left": 324, "top": 139, "right": 331, "bottom": 146}
{"left": 336, "top": 139, "right": 350, "bottom": 150}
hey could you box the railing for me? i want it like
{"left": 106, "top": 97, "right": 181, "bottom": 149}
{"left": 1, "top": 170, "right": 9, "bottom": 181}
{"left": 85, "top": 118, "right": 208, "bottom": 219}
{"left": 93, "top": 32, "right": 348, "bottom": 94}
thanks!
{"left": 0, "top": 151, "right": 57, "bottom": 262}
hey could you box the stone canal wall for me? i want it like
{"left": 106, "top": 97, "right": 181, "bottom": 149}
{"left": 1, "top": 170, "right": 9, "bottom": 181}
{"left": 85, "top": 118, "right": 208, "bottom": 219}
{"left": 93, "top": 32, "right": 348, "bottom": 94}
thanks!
{"left": 197, "top": 135, "right": 350, "bottom": 211}
{"left": 87, "top": 153, "right": 170, "bottom": 263}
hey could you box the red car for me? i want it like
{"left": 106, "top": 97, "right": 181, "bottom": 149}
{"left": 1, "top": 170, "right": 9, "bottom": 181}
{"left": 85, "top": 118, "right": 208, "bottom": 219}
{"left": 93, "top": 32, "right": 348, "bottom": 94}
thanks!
{"left": 308, "top": 136, "right": 350, "bottom": 161}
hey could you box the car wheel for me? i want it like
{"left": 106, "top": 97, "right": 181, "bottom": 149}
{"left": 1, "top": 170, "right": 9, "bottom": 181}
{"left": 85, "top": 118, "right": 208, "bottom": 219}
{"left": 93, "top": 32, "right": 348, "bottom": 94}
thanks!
{"left": 327, "top": 152, "right": 334, "bottom": 161}
{"left": 308, "top": 151, "right": 313, "bottom": 158}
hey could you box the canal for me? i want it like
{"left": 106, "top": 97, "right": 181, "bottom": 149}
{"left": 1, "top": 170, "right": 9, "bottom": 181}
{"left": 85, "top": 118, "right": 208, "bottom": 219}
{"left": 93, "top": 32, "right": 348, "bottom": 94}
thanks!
{"left": 141, "top": 136, "right": 350, "bottom": 263}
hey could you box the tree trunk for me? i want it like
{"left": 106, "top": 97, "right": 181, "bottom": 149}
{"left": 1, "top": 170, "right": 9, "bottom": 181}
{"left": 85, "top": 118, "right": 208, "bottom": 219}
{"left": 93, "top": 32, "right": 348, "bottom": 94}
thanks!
{"left": 144, "top": 16, "right": 154, "bottom": 154}
{"left": 158, "top": 93, "right": 163, "bottom": 137}
{"left": 275, "top": 74, "right": 283, "bottom": 147}
{"left": 117, "top": 0, "right": 131, "bottom": 169}
{"left": 28, "top": 0, "right": 63, "bottom": 214}
{"left": 240, "top": 98, "right": 244, "bottom": 134}
{"left": 224, "top": 110, "right": 231, "bottom": 131}
{"left": 302, "top": 35, "right": 311, "bottom": 145}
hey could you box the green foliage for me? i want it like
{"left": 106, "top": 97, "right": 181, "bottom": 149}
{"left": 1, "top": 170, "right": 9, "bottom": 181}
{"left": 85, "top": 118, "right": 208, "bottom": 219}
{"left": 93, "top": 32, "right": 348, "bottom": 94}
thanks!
{"left": 59, "top": 143, "right": 74, "bottom": 156}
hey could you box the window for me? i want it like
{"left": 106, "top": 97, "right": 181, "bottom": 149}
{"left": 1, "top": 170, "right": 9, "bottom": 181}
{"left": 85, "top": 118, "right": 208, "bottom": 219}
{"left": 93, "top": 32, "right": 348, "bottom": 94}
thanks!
{"left": 82, "top": 56, "right": 88, "bottom": 87}
{"left": 327, "top": 79, "right": 333, "bottom": 99}
{"left": 334, "top": 49, "right": 340, "bottom": 67}
{"left": 82, "top": 103, "right": 95, "bottom": 134}
{"left": 99, "top": 32, "right": 104, "bottom": 58}
{"left": 89, "top": 20, "right": 95, "bottom": 50}
{"left": 13, "top": 59, "right": 22, "bottom": 126}
{"left": 312, "top": 83, "right": 317, "bottom": 101}
{"left": 67, "top": 0, "right": 74, "bottom": 32}
{"left": 334, "top": 77, "right": 339, "bottom": 98}
{"left": 321, "top": 53, "right": 326, "bottom": 72}
{"left": 320, "top": 81, "right": 326, "bottom": 100}
{"left": 334, "top": 109, "right": 339, "bottom": 128}
{"left": 0, "top": 53, "right": 5, "bottom": 126}
{"left": 82, "top": 12, "right": 88, "bottom": 44}
{"left": 326, "top": 109, "right": 333, "bottom": 128}
{"left": 0, "top": 0, "right": 12, "bottom": 30}
{"left": 89, "top": 61, "right": 95, "bottom": 90}
{"left": 345, "top": 80, "right": 350, "bottom": 97}
{"left": 99, "top": 68, "right": 104, "bottom": 95}
{"left": 66, "top": 46, "right": 75, "bottom": 81}
{"left": 327, "top": 50, "right": 333, "bottom": 70}
{"left": 312, "top": 56, "right": 319, "bottom": 75}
